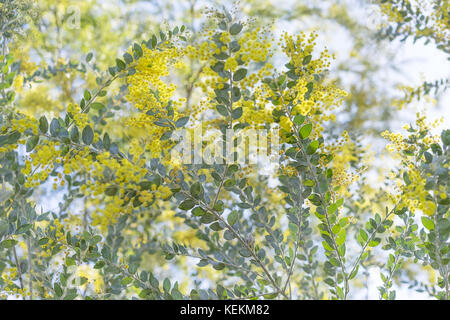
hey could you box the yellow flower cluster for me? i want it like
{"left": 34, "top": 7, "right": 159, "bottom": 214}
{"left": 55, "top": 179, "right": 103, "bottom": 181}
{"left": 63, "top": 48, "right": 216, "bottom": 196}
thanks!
{"left": 382, "top": 113, "right": 441, "bottom": 155}
{"left": 327, "top": 132, "right": 362, "bottom": 197}
{"left": 398, "top": 167, "right": 436, "bottom": 216}
{"left": 17, "top": 85, "right": 64, "bottom": 116}
{"left": 40, "top": 218, "right": 68, "bottom": 258}
{"left": 381, "top": 113, "right": 442, "bottom": 216}
{"left": 186, "top": 25, "right": 275, "bottom": 128}
{"left": 22, "top": 141, "right": 62, "bottom": 188}
{"left": 10, "top": 116, "right": 38, "bottom": 135}
{"left": 82, "top": 152, "right": 172, "bottom": 227}
{"left": 380, "top": 0, "right": 449, "bottom": 46}
{"left": 67, "top": 103, "right": 88, "bottom": 128}
{"left": 126, "top": 44, "right": 182, "bottom": 114}
{"left": 76, "top": 265, "right": 104, "bottom": 294}
{"left": 125, "top": 43, "right": 187, "bottom": 159}
{"left": 238, "top": 27, "right": 272, "bottom": 64}
{"left": 281, "top": 31, "right": 330, "bottom": 77}
{"left": 269, "top": 32, "right": 347, "bottom": 138}
{"left": 1, "top": 267, "right": 31, "bottom": 299}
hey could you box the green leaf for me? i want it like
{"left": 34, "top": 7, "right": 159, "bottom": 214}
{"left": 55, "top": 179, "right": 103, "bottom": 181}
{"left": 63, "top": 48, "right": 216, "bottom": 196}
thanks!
{"left": 229, "top": 23, "right": 243, "bottom": 35}
{"left": 336, "top": 229, "right": 346, "bottom": 246}
{"left": 224, "top": 179, "right": 236, "bottom": 188}
{"left": 105, "top": 185, "right": 118, "bottom": 196}
{"left": 227, "top": 210, "right": 239, "bottom": 225}
{"left": 403, "top": 172, "right": 411, "bottom": 185}
{"left": 70, "top": 126, "right": 79, "bottom": 143}
{"left": 0, "top": 239, "right": 17, "bottom": 249}
{"left": 368, "top": 238, "right": 381, "bottom": 247}
{"left": 121, "top": 277, "right": 133, "bottom": 286}
{"left": 108, "top": 67, "right": 116, "bottom": 76}
{"left": 328, "top": 203, "right": 338, "bottom": 215}
{"left": 231, "top": 107, "right": 243, "bottom": 120}
{"left": 210, "top": 222, "right": 224, "bottom": 231}
{"left": 421, "top": 216, "right": 435, "bottom": 231}
{"left": 192, "top": 207, "right": 205, "bottom": 216}
{"left": 26, "top": 136, "right": 39, "bottom": 152}
{"left": 293, "top": 115, "right": 305, "bottom": 126}
{"left": 216, "top": 105, "right": 229, "bottom": 117}
{"left": 63, "top": 290, "right": 78, "bottom": 300}
{"left": 218, "top": 20, "right": 227, "bottom": 30}
{"left": 16, "top": 224, "right": 32, "bottom": 234}
{"left": 224, "top": 230, "right": 235, "bottom": 240}
{"left": 211, "top": 172, "right": 222, "bottom": 182}
{"left": 231, "top": 87, "right": 241, "bottom": 102}
{"left": 228, "top": 164, "right": 239, "bottom": 174}
{"left": 38, "top": 238, "right": 49, "bottom": 246}
{"left": 211, "top": 61, "right": 224, "bottom": 73}
{"left": 179, "top": 199, "right": 196, "bottom": 211}
{"left": 163, "top": 278, "right": 171, "bottom": 292}
{"left": 175, "top": 116, "right": 189, "bottom": 127}
{"left": 0, "top": 131, "right": 20, "bottom": 146}
{"left": 213, "top": 201, "right": 224, "bottom": 213}
{"left": 239, "top": 248, "right": 252, "bottom": 257}
{"left": 54, "top": 283, "right": 63, "bottom": 297}
{"left": 82, "top": 126, "right": 94, "bottom": 145}
{"left": 289, "top": 222, "right": 299, "bottom": 235}
{"left": 123, "top": 52, "right": 133, "bottom": 64}
{"left": 305, "top": 82, "right": 314, "bottom": 98}
{"left": 437, "top": 218, "right": 450, "bottom": 238}
{"left": 91, "top": 102, "right": 105, "bottom": 111}
{"left": 278, "top": 74, "right": 286, "bottom": 86}
{"left": 86, "top": 52, "right": 93, "bottom": 62}
{"left": 149, "top": 35, "right": 157, "bottom": 48}
{"left": 306, "top": 140, "right": 319, "bottom": 154}
{"left": 50, "top": 118, "right": 61, "bottom": 136}
{"left": 359, "top": 229, "right": 368, "bottom": 242}
{"left": 441, "top": 129, "right": 450, "bottom": 146}
{"left": 65, "top": 257, "right": 76, "bottom": 267}
{"left": 299, "top": 123, "right": 312, "bottom": 139}
{"left": 103, "top": 133, "right": 111, "bottom": 150}
{"left": 302, "top": 55, "right": 312, "bottom": 65}
{"left": 39, "top": 116, "right": 48, "bottom": 133}
{"left": 233, "top": 68, "right": 247, "bottom": 81}
{"left": 159, "top": 31, "right": 166, "bottom": 41}
{"left": 336, "top": 286, "right": 344, "bottom": 299}
{"left": 424, "top": 151, "right": 433, "bottom": 163}
{"left": 84, "top": 89, "right": 91, "bottom": 101}
{"left": 133, "top": 43, "right": 143, "bottom": 58}
{"left": 349, "top": 266, "right": 359, "bottom": 280}
{"left": 116, "top": 58, "right": 126, "bottom": 71}
{"left": 190, "top": 182, "right": 202, "bottom": 198}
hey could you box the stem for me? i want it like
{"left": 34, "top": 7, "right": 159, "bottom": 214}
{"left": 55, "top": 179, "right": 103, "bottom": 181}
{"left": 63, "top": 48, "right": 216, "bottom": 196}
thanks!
{"left": 182, "top": 191, "right": 288, "bottom": 299}
{"left": 66, "top": 73, "right": 120, "bottom": 130}
{"left": 275, "top": 83, "right": 349, "bottom": 298}
{"left": 26, "top": 238, "right": 33, "bottom": 300}
{"left": 282, "top": 177, "right": 304, "bottom": 297}
{"left": 348, "top": 206, "right": 396, "bottom": 280}
{"left": 165, "top": 247, "right": 264, "bottom": 278}
{"left": 303, "top": 244, "right": 320, "bottom": 300}
{"left": 12, "top": 246, "right": 24, "bottom": 293}
{"left": 211, "top": 169, "right": 226, "bottom": 208}
{"left": 235, "top": 291, "right": 280, "bottom": 300}
{"left": 82, "top": 192, "right": 88, "bottom": 232}
{"left": 432, "top": 179, "right": 449, "bottom": 300}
